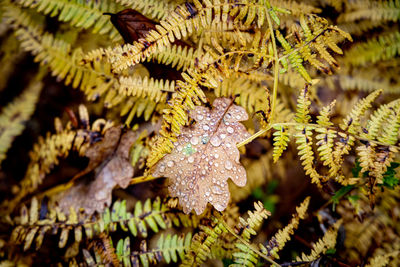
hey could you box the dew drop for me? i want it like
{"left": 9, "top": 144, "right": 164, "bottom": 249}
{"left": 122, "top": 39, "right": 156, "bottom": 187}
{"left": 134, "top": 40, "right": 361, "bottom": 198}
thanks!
{"left": 188, "top": 156, "right": 195, "bottom": 163}
{"left": 167, "top": 161, "right": 174, "bottom": 167}
{"left": 197, "top": 114, "right": 204, "bottom": 120}
{"left": 177, "top": 145, "right": 183, "bottom": 152}
{"left": 220, "top": 133, "right": 226, "bottom": 139}
{"left": 203, "top": 124, "right": 209, "bottom": 131}
{"left": 201, "top": 170, "right": 206, "bottom": 175}
{"left": 212, "top": 185, "right": 223, "bottom": 194}
{"left": 209, "top": 196, "right": 213, "bottom": 201}
{"left": 190, "top": 136, "right": 199, "bottom": 145}
{"left": 227, "top": 126, "right": 234, "bottom": 133}
{"left": 236, "top": 115, "right": 242, "bottom": 120}
{"left": 225, "top": 113, "right": 232, "bottom": 119}
{"left": 205, "top": 191, "right": 210, "bottom": 196}
{"left": 224, "top": 161, "right": 233, "bottom": 170}
{"left": 214, "top": 153, "right": 219, "bottom": 159}
{"left": 225, "top": 143, "right": 231, "bottom": 148}
{"left": 215, "top": 163, "right": 219, "bottom": 167}
{"left": 210, "top": 136, "right": 222, "bottom": 146}
{"left": 159, "top": 165, "right": 166, "bottom": 172}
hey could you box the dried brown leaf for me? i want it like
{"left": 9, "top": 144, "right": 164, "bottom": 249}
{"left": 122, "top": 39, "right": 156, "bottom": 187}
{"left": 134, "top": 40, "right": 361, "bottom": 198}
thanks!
{"left": 57, "top": 126, "right": 136, "bottom": 215}
{"left": 153, "top": 98, "right": 251, "bottom": 215}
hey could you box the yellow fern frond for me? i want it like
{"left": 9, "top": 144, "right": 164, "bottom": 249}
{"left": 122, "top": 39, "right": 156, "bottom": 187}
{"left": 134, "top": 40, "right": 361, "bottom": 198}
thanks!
{"left": 118, "top": 76, "right": 175, "bottom": 102}
{"left": 116, "top": 0, "right": 181, "bottom": 21}
{"left": 264, "top": 197, "right": 310, "bottom": 259}
{"left": 0, "top": 80, "right": 42, "bottom": 164}
{"left": 296, "top": 220, "right": 341, "bottom": 262}
{"left": 340, "top": 89, "right": 383, "bottom": 135}
{"left": 272, "top": 126, "right": 290, "bottom": 162}
{"left": 149, "top": 44, "right": 198, "bottom": 71}
{"left": 14, "top": 0, "right": 122, "bottom": 41}
{"left": 365, "top": 251, "right": 400, "bottom": 267}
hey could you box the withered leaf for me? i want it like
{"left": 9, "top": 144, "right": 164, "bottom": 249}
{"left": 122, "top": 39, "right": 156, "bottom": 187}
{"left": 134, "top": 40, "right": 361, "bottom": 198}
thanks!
{"left": 153, "top": 98, "right": 251, "bottom": 215}
{"left": 57, "top": 126, "right": 136, "bottom": 215}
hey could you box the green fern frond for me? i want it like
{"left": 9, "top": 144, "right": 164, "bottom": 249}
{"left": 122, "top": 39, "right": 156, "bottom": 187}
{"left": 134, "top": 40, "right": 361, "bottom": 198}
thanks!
{"left": 231, "top": 201, "right": 270, "bottom": 267}
{"left": 116, "top": 233, "right": 192, "bottom": 267}
{"left": 338, "top": 0, "right": 400, "bottom": 23}
{"left": 344, "top": 31, "right": 400, "bottom": 66}
{"left": 14, "top": 0, "right": 122, "bottom": 41}
{"left": 9, "top": 197, "right": 198, "bottom": 251}
{"left": 0, "top": 79, "right": 42, "bottom": 164}
{"left": 276, "top": 30, "right": 311, "bottom": 83}
{"left": 181, "top": 217, "right": 227, "bottom": 266}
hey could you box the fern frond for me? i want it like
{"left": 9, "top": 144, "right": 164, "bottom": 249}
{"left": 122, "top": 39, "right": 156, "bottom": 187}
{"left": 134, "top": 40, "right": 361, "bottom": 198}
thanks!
{"left": 118, "top": 76, "right": 175, "bottom": 102}
{"left": 269, "top": 0, "right": 321, "bottom": 15}
{"left": 340, "top": 90, "right": 382, "bottom": 135}
{"left": 365, "top": 251, "right": 400, "bottom": 267}
{"left": 276, "top": 30, "right": 311, "bottom": 83}
{"left": 181, "top": 217, "right": 227, "bottom": 266}
{"left": 116, "top": 232, "right": 192, "bottom": 266}
{"left": 9, "top": 197, "right": 198, "bottom": 251}
{"left": 146, "top": 68, "right": 209, "bottom": 168}
{"left": 263, "top": 197, "right": 310, "bottom": 259}
{"left": 316, "top": 100, "right": 339, "bottom": 177}
{"left": 231, "top": 201, "right": 270, "bottom": 267}
{"left": 294, "top": 86, "right": 322, "bottom": 185}
{"left": 116, "top": 0, "right": 181, "bottom": 21}
{"left": 377, "top": 101, "right": 400, "bottom": 145}
{"left": 14, "top": 0, "right": 122, "bottom": 41}
{"left": 272, "top": 126, "right": 290, "bottom": 162}
{"left": 3, "top": 121, "right": 77, "bottom": 215}
{"left": 98, "top": 0, "right": 276, "bottom": 73}
{"left": 215, "top": 77, "right": 270, "bottom": 114}
{"left": 148, "top": 44, "right": 198, "bottom": 71}
{"left": 277, "top": 14, "right": 351, "bottom": 82}
{"left": 0, "top": 80, "right": 42, "bottom": 164}
{"left": 344, "top": 31, "right": 400, "bottom": 66}
{"left": 5, "top": 6, "right": 117, "bottom": 101}
{"left": 338, "top": 0, "right": 400, "bottom": 23}
{"left": 296, "top": 220, "right": 341, "bottom": 262}
{"left": 363, "top": 99, "right": 400, "bottom": 142}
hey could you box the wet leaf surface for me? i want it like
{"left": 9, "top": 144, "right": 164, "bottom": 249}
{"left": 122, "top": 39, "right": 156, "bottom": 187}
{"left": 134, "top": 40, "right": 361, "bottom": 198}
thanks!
{"left": 153, "top": 98, "right": 251, "bottom": 214}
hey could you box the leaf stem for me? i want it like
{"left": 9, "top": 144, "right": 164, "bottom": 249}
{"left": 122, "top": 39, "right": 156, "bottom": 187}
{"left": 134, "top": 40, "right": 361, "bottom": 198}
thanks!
{"left": 266, "top": 6, "right": 280, "bottom": 123}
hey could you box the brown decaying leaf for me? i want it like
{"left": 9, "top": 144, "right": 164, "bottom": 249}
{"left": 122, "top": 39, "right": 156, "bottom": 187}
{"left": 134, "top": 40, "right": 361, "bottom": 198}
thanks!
{"left": 153, "top": 98, "right": 251, "bottom": 215}
{"left": 57, "top": 126, "right": 136, "bottom": 215}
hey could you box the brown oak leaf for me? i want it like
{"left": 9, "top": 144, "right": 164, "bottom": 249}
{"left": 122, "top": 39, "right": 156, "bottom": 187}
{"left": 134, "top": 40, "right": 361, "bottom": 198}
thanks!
{"left": 56, "top": 126, "right": 136, "bottom": 215}
{"left": 153, "top": 98, "right": 251, "bottom": 215}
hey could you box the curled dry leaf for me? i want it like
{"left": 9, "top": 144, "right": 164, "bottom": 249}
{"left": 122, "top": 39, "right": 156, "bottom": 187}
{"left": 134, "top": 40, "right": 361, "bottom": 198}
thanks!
{"left": 57, "top": 126, "right": 136, "bottom": 215}
{"left": 153, "top": 98, "right": 251, "bottom": 215}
